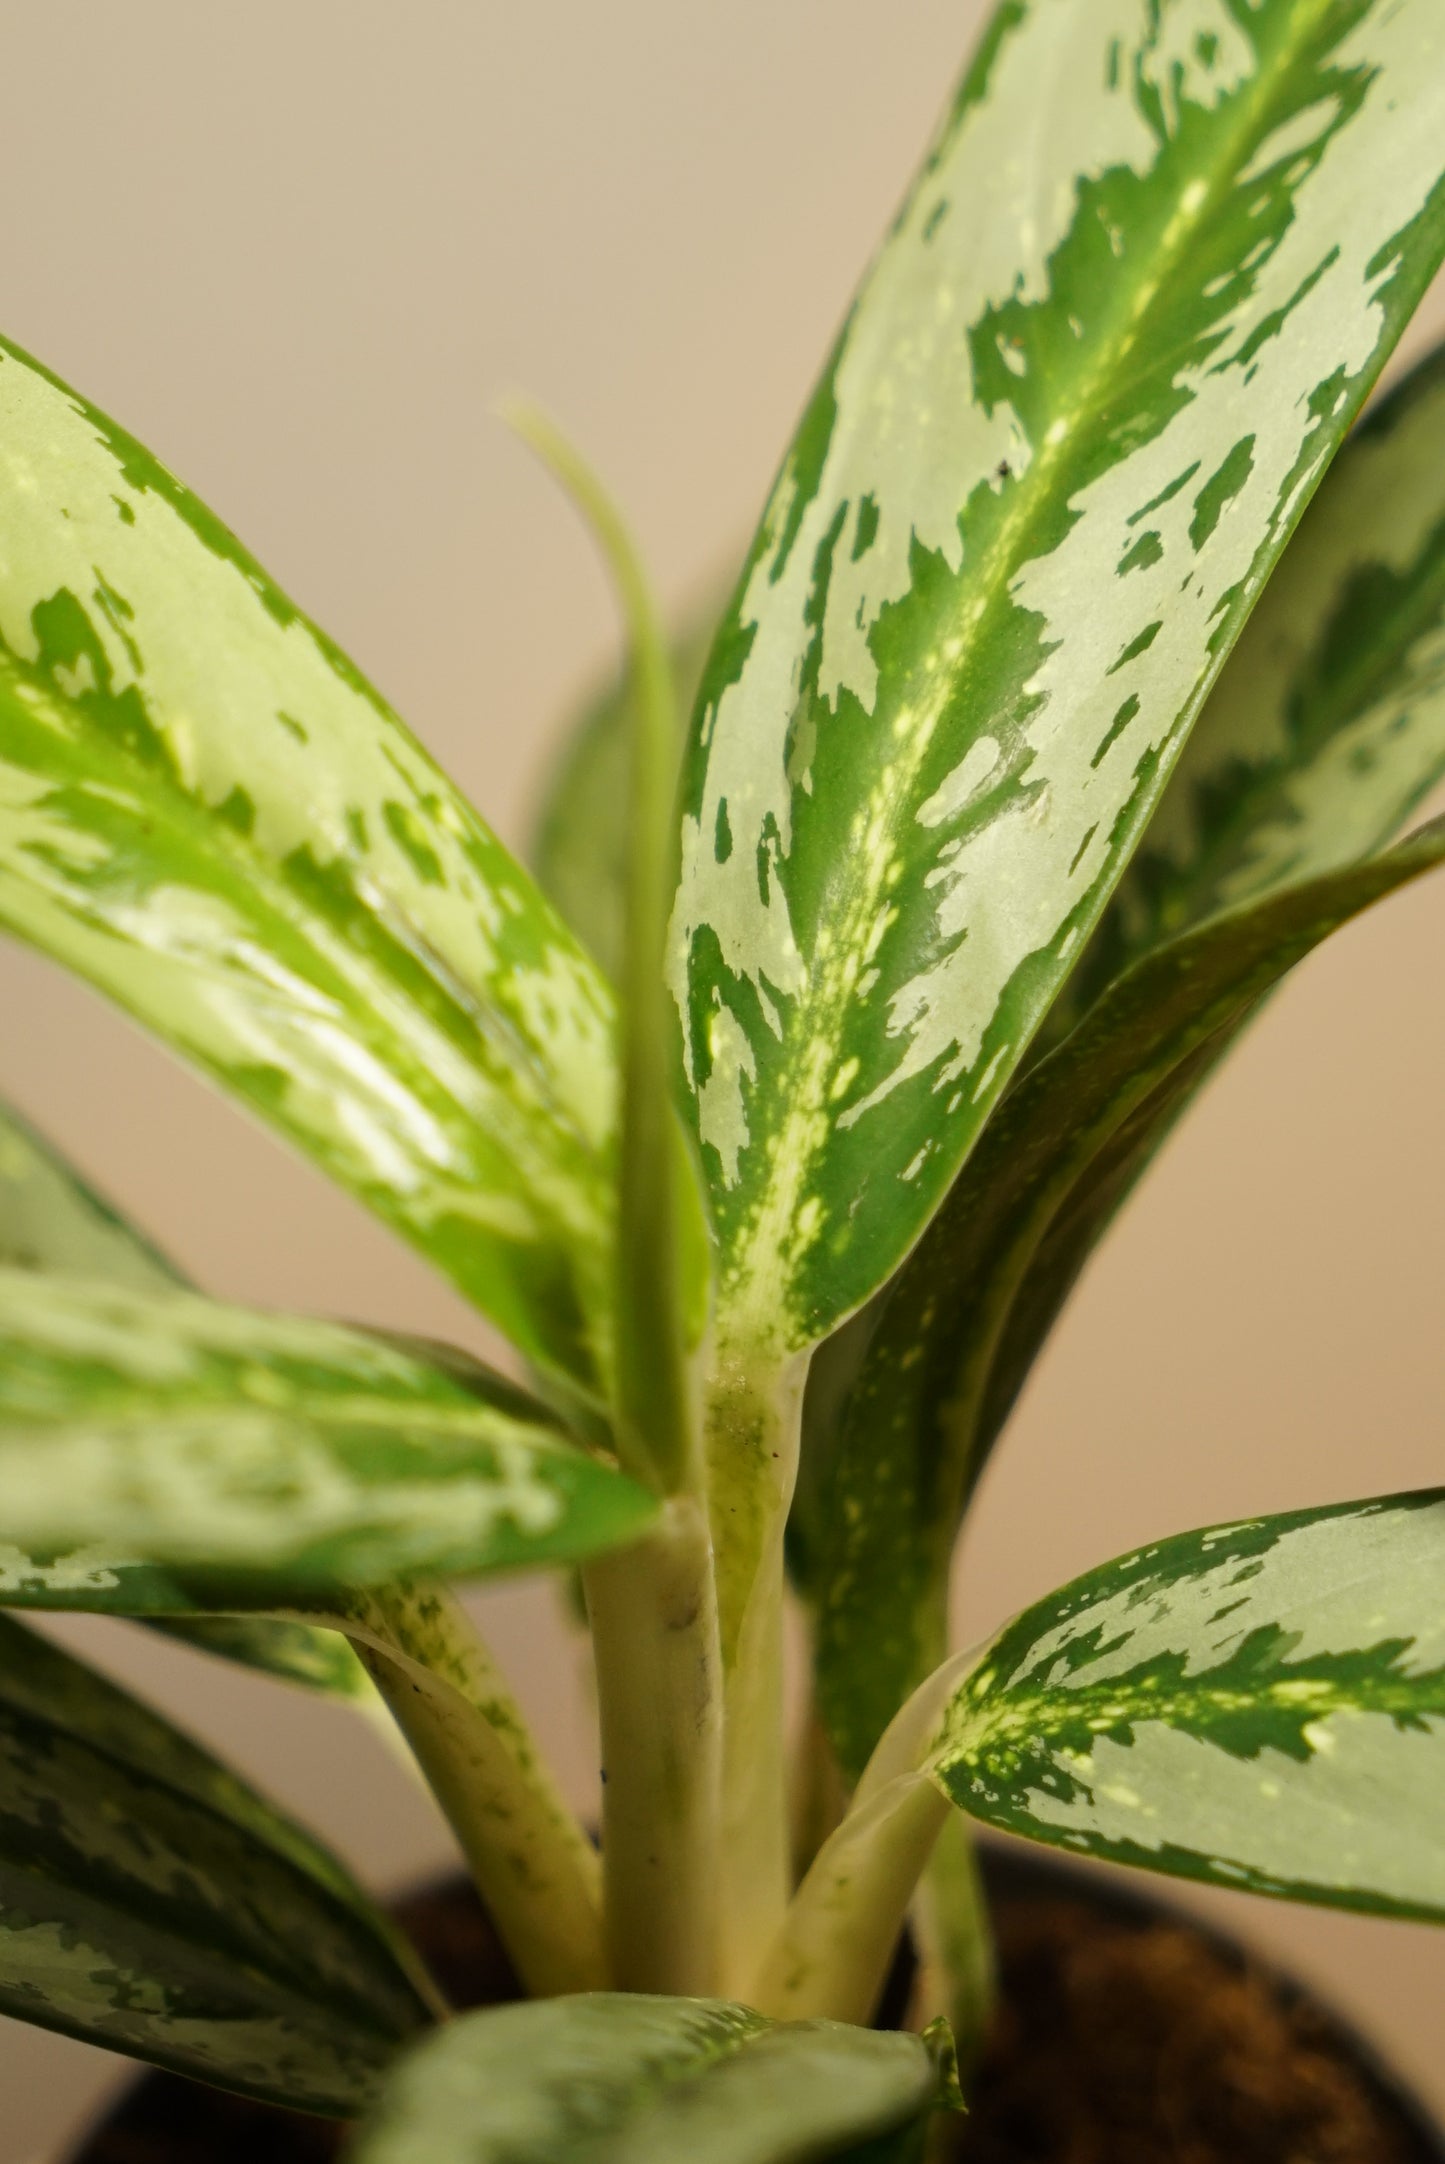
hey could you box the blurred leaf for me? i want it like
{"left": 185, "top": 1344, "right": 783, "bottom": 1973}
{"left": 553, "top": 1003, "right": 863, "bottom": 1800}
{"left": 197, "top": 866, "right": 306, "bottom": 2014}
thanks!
{"left": 0, "top": 1271, "right": 656, "bottom": 1597}
{"left": 0, "top": 1610, "right": 434, "bottom": 2112}
{"left": 533, "top": 591, "right": 723, "bottom": 984}
{"left": 352, "top": 1992, "right": 957, "bottom": 2164}
{"left": 510, "top": 407, "right": 710, "bottom": 1488}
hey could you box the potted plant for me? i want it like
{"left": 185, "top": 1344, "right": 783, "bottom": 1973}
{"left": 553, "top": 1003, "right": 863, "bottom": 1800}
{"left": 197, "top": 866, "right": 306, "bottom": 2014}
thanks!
{"left": 3, "top": 1, "right": 1445, "bottom": 2158}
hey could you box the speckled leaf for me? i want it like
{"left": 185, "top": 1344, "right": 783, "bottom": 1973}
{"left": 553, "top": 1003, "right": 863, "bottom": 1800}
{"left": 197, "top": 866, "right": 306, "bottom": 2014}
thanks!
{"left": 0, "top": 1609, "right": 434, "bottom": 2111}
{"left": 0, "top": 333, "right": 617, "bottom": 1399}
{"left": 352, "top": 1992, "right": 957, "bottom": 2164}
{"left": 0, "top": 1095, "right": 379, "bottom": 1699}
{"left": 933, "top": 1490, "right": 1445, "bottom": 1919}
{"left": 800, "top": 333, "right": 1445, "bottom": 1768}
{"left": 1052, "top": 333, "right": 1445, "bottom": 1036}
{"left": 533, "top": 593, "right": 721, "bottom": 983}
{"left": 0, "top": 1271, "right": 656, "bottom": 1596}
{"left": 810, "top": 816, "right": 1445, "bottom": 1776}
{"left": 671, "top": 0, "right": 1445, "bottom": 1365}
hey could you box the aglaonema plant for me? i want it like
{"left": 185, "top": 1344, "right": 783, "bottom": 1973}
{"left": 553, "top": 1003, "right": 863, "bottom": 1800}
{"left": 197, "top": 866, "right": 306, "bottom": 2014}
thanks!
{"left": 4, "top": 4, "right": 1445, "bottom": 2159}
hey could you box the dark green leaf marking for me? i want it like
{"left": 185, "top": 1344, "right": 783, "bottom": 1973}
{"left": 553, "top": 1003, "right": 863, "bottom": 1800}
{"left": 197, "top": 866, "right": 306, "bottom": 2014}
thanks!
{"left": 0, "top": 334, "right": 617, "bottom": 1398}
{"left": 934, "top": 1491, "right": 1445, "bottom": 1920}
{"left": 0, "top": 1613, "right": 433, "bottom": 2112}
{"left": 672, "top": 0, "right": 1445, "bottom": 1365}
{"left": 809, "top": 818, "right": 1445, "bottom": 1776}
{"left": 0, "top": 1272, "right": 657, "bottom": 1596}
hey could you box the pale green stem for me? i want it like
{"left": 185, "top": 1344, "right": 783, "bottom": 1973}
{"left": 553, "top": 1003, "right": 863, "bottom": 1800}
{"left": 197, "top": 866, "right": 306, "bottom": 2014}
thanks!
{"left": 583, "top": 1492, "right": 723, "bottom": 1994}
{"left": 704, "top": 1343, "right": 810, "bottom": 1995}
{"left": 918, "top": 1813, "right": 997, "bottom": 2067}
{"left": 328, "top": 1582, "right": 606, "bottom": 1998}
{"left": 909, "top": 1587, "right": 997, "bottom": 2060}
{"left": 750, "top": 1648, "right": 976, "bottom": 2024}
{"left": 790, "top": 1691, "right": 849, "bottom": 1881}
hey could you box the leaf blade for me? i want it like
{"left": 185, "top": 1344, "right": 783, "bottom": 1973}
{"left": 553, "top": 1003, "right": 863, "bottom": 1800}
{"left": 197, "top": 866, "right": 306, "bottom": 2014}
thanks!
{"left": 352, "top": 1993, "right": 955, "bottom": 2164}
{"left": 932, "top": 1490, "right": 1445, "bottom": 1922}
{"left": 0, "top": 1271, "right": 656, "bottom": 1596}
{"left": 671, "top": 0, "right": 1445, "bottom": 1361}
{"left": 0, "top": 333, "right": 617, "bottom": 1397}
{"left": 0, "top": 1611, "right": 433, "bottom": 2112}
{"left": 809, "top": 818, "right": 1445, "bottom": 1775}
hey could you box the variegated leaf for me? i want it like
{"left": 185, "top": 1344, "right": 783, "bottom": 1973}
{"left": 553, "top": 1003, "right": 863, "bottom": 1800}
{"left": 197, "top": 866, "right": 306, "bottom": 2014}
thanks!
{"left": 0, "top": 1610, "right": 434, "bottom": 2111}
{"left": 0, "top": 1095, "right": 377, "bottom": 1696}
{"left": 671, "top": 0, "right": 1445, "bottom": 1369}
{"left": 932, "top": 1490, "right": 1445, "bottom": 1919}
{"left": 1052, "top": 333, "right": 1445, "bottom": 1036}
{"left": 0, "top": 333, "right": 617, "bottom": 1399}
{"left": 352, "top": 1992, "right": 957, "bottom": 2164}
{"left": 0, "top": 1271, "right": 656, "bottom": 1596}
{"left": 810, "top": 816, "right": 1445, "bottom": 1776}
{"left": 533, "top": 591, "right": 721, "bottom": 984}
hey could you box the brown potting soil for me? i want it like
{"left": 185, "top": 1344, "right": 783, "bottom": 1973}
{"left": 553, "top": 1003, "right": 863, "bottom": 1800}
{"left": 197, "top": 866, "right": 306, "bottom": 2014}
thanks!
{"left": 70, "top": 1869, "right": 1437, "bottom": 2164}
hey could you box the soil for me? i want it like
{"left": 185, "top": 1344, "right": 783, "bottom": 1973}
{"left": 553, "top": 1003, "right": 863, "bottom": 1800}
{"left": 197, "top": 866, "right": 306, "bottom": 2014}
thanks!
{"left": 70, "top": 1849, "right": 1441, "bottom": 2164}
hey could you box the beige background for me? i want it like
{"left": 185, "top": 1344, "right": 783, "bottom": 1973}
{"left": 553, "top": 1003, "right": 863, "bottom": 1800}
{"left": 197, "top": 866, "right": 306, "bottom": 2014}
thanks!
{"left": 1, "top": 4, "right": 1444, "bottom": 2155}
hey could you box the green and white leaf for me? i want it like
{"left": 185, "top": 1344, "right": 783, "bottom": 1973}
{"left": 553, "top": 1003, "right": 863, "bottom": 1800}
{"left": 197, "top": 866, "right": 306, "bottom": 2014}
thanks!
{"left": 0, "top": 333, "right": 618, "bottom": 1399}
{"left": 932, "top": 1490, "right": 1445, "bottom": 1919}
{"left": 353, "top": 1992, "right": 957, "bottom": 2164}
{"left": 1053, "top": 334, "right": 1445, "bottom": 1034}
{"left": 798, "top": 334, "right": 1445, "bottom": 1775}
{"left": 810, "top": 816, "right": 1445, "bottom": 1776}
{"left": 0, "top": 1610, "right": 434, "bottom": 2111}
{"left": 671, "top": 0, "right": 1445, "bottom": 1366}
{"left": 533, "top": 588, "right": 723, "bottom": 984}
{"left": 0, "top": 1271, "right": 656, "bottom": 1597}
{"left": 0, "top": 1093, "right": 381, "bottom": 1699}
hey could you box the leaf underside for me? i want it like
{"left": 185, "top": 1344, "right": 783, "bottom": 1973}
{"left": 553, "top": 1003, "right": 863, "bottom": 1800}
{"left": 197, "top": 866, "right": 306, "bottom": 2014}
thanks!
{"left": 671, "top": 0, "right": 1445, "bottom": 1366}
{"left": 935, "top": 1490, "right": 1445, "bottom": 1922}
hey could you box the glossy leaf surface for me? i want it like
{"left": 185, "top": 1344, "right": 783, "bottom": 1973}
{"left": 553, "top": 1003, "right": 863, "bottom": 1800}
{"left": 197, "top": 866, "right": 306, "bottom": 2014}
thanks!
{"left": 353, "top": 1992, "right": 956, "bottom": 2164}
{"left": 934, "top": 1491, "right": 1445, "bottom": 1920}
{"left": 811, "top": 817, "right": 1445, "bottom": 1774}
{"left": 0, "top": 1272, "right": 655, "bottom": 1596}
{"left": 671, "top": 0, "right": 1445, "bottom": 1361}
{"left": 0, "top": 1611, "right": 432, "bottom": 2111}
{"left": 0, "top": 334, "right": 617, "bottom": 1397}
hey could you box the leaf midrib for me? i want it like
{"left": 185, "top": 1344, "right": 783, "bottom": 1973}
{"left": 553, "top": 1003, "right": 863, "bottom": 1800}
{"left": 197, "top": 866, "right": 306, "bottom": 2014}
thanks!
{"left": 727, "top": 2, "right": 1332, "bottom": 1337}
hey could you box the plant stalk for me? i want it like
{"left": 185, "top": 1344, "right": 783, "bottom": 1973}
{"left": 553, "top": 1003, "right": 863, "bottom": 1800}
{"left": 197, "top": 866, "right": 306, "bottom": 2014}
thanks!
{"left": 703, "top": 1343, "right": 809, "bottom": 1994}
{"left": 918, "top": 1812, "right": 997, "bottom": 2069}
{"left": 583, "top": 1491, "right": 723, "bottom": 1994}
{"left": 332, "top": 1582, "right": 606, "bottom": 1998}
{"left": 751, "top": 1648, "right": 975, "bottom": 2023}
